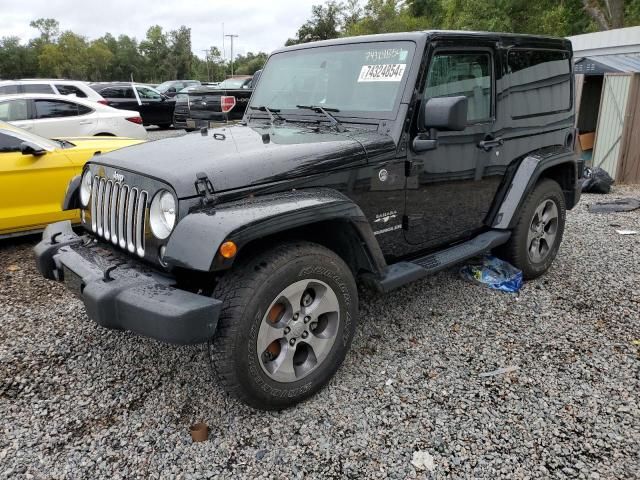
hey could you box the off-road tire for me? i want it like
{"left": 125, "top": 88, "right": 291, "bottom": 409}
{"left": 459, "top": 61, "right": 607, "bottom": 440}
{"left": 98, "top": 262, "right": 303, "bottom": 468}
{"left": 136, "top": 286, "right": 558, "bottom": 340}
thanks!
{"left": 209, "top": 241, "right": 358, "bottom": 410}
{"left": 499, "top": 178, "right": 566, "bottom": 279}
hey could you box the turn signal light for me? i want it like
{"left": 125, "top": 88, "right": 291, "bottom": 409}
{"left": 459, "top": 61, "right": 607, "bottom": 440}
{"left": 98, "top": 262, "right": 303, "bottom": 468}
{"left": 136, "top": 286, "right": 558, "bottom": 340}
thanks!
{"left": 219, "top": 241, "right": 238, "bottom": 259}
{"left": 97, "top": 99, "right": 109, "bottom": 105}
{"left": 126, "top": 116, "right": 143, "bottom": 124}
{"left": 220, "top": 96, "right": 236, "bottom": 113}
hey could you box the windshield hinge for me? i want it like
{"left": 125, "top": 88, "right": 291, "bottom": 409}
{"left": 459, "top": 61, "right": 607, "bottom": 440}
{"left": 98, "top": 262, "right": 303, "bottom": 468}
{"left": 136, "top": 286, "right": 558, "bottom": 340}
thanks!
{"left": 195, "top": 172, "right": 216, "bottom": 205}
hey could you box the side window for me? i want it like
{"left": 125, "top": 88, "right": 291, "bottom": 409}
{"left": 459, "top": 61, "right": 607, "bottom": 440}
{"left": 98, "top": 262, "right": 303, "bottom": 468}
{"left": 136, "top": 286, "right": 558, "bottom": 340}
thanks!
{"left": 0, "top": 85, "right": 20, "bottom": 95}
{"left": 23, "top": 83, "right": 55, "bottom": 94}
{"left": 35, "top": 100, "right": 79, "bottom": 119}
{"left": 136, "top": 87, "right": 161, "bottom": 100}
{"left": 123, "top": 87, "right": 136, "bottom": 99}
{"left": 0, "top": 99, "right": 29, "bottom": 121}
{"left": 0, "top": 132, "right": 22, "bottom": 152}
{"left": 77, "top": 104, "right": 93, "bottom": 115}
{"left": 56, "top": 84, "right": 87, "bottom": 98}
{"left": 99, "top": 87, "right": 122, "bottom": 98}
{"left": 425, "top": 52, "right": 492, "bottom": 123}
{"left": 506, "top": 49, "right": 571, "bottom": 118}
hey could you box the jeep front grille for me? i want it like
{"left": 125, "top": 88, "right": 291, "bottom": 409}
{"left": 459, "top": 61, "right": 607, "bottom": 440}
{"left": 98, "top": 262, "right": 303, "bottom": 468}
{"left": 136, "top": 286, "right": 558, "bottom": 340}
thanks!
{"left": 89, "top": 176, "right": 147, "bottom": 257}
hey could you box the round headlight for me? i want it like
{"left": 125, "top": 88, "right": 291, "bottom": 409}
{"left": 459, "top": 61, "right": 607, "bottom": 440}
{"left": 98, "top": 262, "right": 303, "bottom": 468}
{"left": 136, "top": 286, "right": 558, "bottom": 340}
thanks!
{"left": 79, "top": 170, "right": 92, "bottom": 207}
{"left": 149, "top": 190, "right": 176, "bottom": 239}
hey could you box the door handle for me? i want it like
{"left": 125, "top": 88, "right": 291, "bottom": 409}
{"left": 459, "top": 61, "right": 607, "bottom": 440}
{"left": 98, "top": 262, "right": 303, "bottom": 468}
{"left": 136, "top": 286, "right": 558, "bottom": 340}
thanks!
{"left": 79, "top": 120, "right": 92, "bottom": 125}
{"left": 478, "top": 136, "right": 504, "bottom": 151}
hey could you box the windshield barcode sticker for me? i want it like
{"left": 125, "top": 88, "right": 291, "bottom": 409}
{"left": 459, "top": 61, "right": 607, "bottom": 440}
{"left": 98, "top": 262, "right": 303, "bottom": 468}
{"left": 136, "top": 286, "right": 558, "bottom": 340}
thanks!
{"left": 358, "top": 64, "right": 406, "bottom": 82}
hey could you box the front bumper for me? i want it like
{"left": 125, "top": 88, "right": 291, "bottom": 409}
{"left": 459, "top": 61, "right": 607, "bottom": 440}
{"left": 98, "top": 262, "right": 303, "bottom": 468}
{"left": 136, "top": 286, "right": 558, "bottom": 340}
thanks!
{"left": 34, "top": 221, "right": 221, "bottom": 345}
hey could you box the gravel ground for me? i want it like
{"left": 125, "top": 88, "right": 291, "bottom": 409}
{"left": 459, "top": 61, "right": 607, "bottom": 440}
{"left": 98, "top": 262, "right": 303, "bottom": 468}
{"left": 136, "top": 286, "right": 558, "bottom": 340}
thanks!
{"left": 1, "top": 174, "right": 639, "bottom": 478}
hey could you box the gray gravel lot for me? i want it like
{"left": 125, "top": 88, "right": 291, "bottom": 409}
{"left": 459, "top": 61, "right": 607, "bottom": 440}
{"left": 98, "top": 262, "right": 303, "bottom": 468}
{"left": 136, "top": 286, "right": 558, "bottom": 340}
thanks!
{"left": 1, "top": 130, "right": 638, "bottom": 478}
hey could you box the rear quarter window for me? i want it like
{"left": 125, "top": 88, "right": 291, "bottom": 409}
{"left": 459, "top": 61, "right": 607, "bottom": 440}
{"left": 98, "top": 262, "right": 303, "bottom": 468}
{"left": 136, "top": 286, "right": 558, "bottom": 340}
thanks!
{"left": 0, "top": 85, "right": 20, "bottom": 95}
{"left": 23, "top": 83, "right": 55, "bottom": 94}
{"left": 506, "top": 49, "right": 571, "bottom": 119}
{"left": 56, "top": 84, "right": 88, "bottom": 98}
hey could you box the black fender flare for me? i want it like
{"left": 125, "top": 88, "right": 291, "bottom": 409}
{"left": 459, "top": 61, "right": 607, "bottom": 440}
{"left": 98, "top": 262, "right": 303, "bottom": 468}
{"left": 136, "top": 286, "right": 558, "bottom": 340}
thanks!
{"left": 164, "top": 188, "right": 387, "bottom": 273}
{"left": 491, "top": 146, "right": 579, "bottom": 229}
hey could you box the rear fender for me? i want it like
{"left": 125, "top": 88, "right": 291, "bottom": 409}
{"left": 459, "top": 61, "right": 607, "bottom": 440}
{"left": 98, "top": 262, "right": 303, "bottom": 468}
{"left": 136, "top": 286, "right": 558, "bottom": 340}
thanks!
{"left": 491, "top": 146, "right": 579, "bottom": 229}
{"left": 164, "top": 188, "right": 386, "bottom": 274}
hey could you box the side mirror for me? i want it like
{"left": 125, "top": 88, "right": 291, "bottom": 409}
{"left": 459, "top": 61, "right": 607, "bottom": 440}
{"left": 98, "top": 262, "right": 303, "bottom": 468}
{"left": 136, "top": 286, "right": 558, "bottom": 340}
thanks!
{"left": 168, "top": 87, "right": 176, "bottom": 93}
{"left": 421, "top": 95, "right": 468, "bottom": 132}
{"left": 20, "top": 141, "right": 46, "bottom": 157}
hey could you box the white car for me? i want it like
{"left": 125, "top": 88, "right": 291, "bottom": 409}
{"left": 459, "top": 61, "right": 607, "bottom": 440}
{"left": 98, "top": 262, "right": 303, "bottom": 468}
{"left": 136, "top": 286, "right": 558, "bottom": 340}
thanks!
{"left": 0, "top": 94, "right": 147, "bottom": 140}
{"left": 0, "top": 80, "right": 106, "bottom": 104}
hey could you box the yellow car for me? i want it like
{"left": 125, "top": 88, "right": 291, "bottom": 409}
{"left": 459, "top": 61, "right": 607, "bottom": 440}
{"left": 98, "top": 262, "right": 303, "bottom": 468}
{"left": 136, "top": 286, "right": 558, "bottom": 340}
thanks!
{"left": 0, "top": 121, "right": 144, "bottom": 237}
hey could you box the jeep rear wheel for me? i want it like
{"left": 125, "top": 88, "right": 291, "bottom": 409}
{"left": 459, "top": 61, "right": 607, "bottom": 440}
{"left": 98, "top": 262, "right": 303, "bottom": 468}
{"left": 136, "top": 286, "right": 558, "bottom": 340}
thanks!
{"left": 499, "top": 178, "right": 566, "bottom": 279}
{"left": 209, "top": 241, "right": 358, "bottom": 410}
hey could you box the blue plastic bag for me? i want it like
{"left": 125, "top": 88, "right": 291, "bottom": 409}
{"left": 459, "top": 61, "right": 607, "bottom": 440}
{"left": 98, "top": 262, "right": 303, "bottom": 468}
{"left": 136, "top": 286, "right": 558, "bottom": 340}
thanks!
{"left": 459, "top": 255, "right": 523, "bottom": 293}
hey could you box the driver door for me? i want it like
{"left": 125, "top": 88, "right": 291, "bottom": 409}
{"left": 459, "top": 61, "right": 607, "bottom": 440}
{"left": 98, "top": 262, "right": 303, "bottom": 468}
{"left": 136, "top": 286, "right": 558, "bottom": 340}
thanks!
{"left": 404, "top": 44, "right": 503, "bottom": 249}
{"left": 0, "top": 131, "right": 78, "bottom": 234}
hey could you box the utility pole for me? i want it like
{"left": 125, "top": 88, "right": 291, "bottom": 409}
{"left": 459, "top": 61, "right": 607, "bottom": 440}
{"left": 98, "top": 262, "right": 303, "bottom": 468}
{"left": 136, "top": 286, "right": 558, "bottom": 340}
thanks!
{"left": 201, "top": 49, "right": 211, "bottom": 82}
{"left": 225, "top": 34, "right": 239, "bottom": 77}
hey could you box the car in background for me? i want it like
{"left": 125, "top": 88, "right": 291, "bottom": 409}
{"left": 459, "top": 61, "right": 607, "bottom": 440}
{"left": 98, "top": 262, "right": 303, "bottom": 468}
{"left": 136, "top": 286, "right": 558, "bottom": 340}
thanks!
{"left": 0, "top": 94, "right": 147, "bottom": 140}
{"left": 156, "top": 80, "right": 201, "bottom": 98}
{"left": 0, "top": 120, "right": 144, "bottom": 237}
{"left": 173, "top": 72, "right": 260, "bottom": 129}
{"left": 89, "top": 82, "right": 175, "bottom": 128}
{"left": 0, "top": 79, "right": 106, "bottom": 103}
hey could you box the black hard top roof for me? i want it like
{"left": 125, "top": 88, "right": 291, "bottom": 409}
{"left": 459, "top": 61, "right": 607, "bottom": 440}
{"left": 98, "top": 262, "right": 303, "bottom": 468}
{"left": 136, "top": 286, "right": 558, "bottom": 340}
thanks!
{"left": 272, "top": 30, "right": 572, "bottom": 54}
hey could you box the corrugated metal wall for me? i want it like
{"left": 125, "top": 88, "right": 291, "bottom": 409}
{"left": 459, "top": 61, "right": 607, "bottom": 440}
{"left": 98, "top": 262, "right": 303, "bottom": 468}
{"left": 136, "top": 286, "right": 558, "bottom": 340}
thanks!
{"left": 592, "top": 74, "right": 632, "bottom": 178}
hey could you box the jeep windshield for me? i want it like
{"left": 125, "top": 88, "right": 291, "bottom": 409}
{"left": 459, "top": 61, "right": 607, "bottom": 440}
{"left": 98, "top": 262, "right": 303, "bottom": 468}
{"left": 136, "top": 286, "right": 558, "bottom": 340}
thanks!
{"left": 249, "top": 41, "right": 415, "bottom": 120}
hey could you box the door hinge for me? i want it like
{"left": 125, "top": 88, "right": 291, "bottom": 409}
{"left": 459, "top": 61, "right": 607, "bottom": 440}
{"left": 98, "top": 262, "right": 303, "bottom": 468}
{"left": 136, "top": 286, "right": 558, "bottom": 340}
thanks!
{"left": 195, "top": 172, "right": 216, "bottom": 205}
{"left": 403, "top": 214, "right": 423, "bottom": 229}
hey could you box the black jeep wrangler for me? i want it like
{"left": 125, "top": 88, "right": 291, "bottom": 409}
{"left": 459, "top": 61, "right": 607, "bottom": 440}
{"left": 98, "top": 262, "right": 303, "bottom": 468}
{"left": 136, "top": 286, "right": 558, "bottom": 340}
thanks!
{"left": 35, "top": 31, "right": 582, "bottom": 410}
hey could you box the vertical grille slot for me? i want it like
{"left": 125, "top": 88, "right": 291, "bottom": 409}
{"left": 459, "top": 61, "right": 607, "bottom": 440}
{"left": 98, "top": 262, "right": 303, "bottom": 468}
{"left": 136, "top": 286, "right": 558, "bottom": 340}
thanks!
{"left": 126, "top": 187, "right": 138, "bottom": 253}
{"left": 118, "top": 185, "right": 129, "bottom": 249}
{"left": 136, "top": 191, "right": 147, "bottom": 257}
{"left": 86, "top": 175, "right": 148, "bottom": 258}
{"left": 110, "top": 183, "right": 120, "bottom": 245}
{"left": 96, "top": 178, "right": 106, "bottom": 236}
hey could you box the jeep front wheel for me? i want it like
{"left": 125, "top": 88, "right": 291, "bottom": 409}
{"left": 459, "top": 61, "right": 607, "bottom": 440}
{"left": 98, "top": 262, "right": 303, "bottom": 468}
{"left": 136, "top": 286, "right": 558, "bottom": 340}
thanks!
{"left": 209, "top": 241, "right": 358, "bottom": 410}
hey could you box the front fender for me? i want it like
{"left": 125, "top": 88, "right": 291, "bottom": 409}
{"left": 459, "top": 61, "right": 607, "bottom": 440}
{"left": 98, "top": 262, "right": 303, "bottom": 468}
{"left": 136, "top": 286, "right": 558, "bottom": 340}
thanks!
{"left": 164, "top": 188, "right": 385, "bottom": 272}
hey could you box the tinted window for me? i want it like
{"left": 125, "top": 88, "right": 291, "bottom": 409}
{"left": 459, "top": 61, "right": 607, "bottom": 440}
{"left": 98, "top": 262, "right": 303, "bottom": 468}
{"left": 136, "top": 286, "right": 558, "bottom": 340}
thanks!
{"left": 425, "top": 53, "right": 492, "bottom": 122}
{"left": 122, "top": 87, "right": 136, "bottom": 99}
{"left": 137, "top": 86, "right": 162, "bottom": 100}
{"left": 506, "top": 49, "right": 571, "bottom": 117}
{"left": 0, "top": 99, "right": 29, "bottom": 121}
{"left": 0, "top": 132, "right": 22, "bottom": 152}
{"left": 56, "top": 84, "right": 87, "bottom": 98}
{"left": 0, "top": 85, "right": 20, "bottom": 95}
{"left": 78, "top": 104, "right": 93, "bottom": 115}
{"left": 35, "top": 100, "right": 79, "bottom": 119}
{"left": 98, "top": 87, "right": 122, "bottom": 98}
{"left": 23, "top": 83, "right": 55, "bottom": 94}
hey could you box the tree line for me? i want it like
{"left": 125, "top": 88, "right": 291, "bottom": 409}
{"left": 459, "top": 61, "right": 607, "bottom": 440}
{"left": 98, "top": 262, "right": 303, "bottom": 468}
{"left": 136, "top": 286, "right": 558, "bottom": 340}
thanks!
{"left": 286, "top": 0, "right": 640, "bottom": 45}
{"left": 1, "top": 1, "right": 638, "bottom": 83}
{"left": 0, "top": 18, "right": 267, "bottom": 83}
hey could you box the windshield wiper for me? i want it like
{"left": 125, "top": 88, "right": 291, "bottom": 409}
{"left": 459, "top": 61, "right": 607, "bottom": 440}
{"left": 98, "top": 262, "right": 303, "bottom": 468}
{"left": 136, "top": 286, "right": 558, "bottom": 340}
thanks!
{"left": 295, "top": 105, "right": 345, "bottom": 132}
{"left": 248, "top": 105, "right": 285, "bottom": 125}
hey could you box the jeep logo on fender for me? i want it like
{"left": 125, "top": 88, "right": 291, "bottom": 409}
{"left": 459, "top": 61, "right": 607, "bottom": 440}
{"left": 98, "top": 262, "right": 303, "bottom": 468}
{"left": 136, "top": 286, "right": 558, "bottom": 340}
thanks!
{"left": 112, "top": 171, "right": 124, "bottom": 183}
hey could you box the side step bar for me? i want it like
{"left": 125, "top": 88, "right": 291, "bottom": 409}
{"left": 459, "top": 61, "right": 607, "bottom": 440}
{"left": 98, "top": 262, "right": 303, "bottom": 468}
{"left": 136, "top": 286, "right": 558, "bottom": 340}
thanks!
{"left": 363, "top": 230, "right": 511, "bottom": 293}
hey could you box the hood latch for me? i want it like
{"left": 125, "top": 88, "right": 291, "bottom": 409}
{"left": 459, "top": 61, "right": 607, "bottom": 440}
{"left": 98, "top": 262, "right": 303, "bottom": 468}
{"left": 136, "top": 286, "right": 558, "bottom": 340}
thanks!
{"left": 195, "top": 172, "right": 216, "bottom": 206}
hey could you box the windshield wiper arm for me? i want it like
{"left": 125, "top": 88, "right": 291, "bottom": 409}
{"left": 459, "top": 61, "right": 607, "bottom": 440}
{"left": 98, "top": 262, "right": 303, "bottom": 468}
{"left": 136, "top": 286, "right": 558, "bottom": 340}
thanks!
{"left": 296, "top": 105, "right": 345, "bottom": 132}
{"left": 248, "top": 105, "right": 284, "bottom": 125}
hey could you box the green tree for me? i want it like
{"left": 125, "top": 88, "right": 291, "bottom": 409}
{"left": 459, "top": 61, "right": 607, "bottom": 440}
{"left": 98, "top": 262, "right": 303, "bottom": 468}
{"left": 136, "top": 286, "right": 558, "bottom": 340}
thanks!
{"left": 86, "top": 39, "right": 114, "bottom": 81}
{"left": 0, "top": 36, "right": 37, "bottom": 79}
{"left": 166, "top": 26, "right": 192, "bottom": 79}
{"left": 233, "top": 52, "right": 268, "bottom": 75}
{"left": 139, "top": 25, "right": 169, "bottom": 82}
{"left": 286, "top": 1, "right": 345, "bottom": 45}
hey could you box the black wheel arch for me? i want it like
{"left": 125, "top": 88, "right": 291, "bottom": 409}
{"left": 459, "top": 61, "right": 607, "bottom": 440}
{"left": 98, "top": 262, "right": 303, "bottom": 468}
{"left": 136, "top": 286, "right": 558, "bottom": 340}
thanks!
{"left": 488, "top": 146, "right": 581, "bottom": 230}
{"left": 163, "top": 188, "right": 387, "bottom": 278}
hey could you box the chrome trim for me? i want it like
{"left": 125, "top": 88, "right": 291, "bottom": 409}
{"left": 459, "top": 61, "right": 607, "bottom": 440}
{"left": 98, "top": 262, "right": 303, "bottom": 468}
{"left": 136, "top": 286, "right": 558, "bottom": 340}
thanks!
{"left": 126, "top": 188, "right": 138, "bottom": 253}
{"left": 96, "top": 178, "right": 106, "bottom": 236}
{"left": 110, "top": 183, "right": 120, "bottom": 245}
{"left": 90, "top": 176, "right": 98, "bottom": 232}
{"left": 103, "top": 180, "right": 113, "bottom": 241}
{"left": 118, "top": 185, "right": 129, "bottom": 249}
{"left": 136, "top": 191, "right": 147, "bottom": 257}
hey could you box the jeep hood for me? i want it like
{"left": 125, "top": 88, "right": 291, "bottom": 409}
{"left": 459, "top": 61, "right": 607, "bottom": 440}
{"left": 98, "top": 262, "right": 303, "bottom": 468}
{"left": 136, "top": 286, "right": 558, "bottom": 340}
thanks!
{"left": 89, "top": 124, "right": 395, "bottom": 197}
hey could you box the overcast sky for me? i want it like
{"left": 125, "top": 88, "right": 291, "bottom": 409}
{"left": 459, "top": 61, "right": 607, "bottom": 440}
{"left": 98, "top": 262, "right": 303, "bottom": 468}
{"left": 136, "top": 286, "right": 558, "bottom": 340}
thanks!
{"left": 0, "top": 0, "right": 317, "bottom": 58}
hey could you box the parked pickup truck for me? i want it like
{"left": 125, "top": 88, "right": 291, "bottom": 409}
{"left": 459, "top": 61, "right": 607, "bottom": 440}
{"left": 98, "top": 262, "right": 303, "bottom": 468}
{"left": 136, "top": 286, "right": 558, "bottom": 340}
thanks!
{"left": 173, "top": 74, "right": 260, "bottom": 129}
{"left": 35, "top": 31, "right": 582, "bottom": 410}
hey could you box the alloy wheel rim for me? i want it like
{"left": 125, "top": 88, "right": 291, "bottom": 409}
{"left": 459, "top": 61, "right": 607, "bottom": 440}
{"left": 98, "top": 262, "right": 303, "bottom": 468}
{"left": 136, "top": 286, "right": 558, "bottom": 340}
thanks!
{"left": 526, "top": 199, "right": 559, "bottom": 263}
{"left": 257, "top": 279, "right": 340, "bottom": 383}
